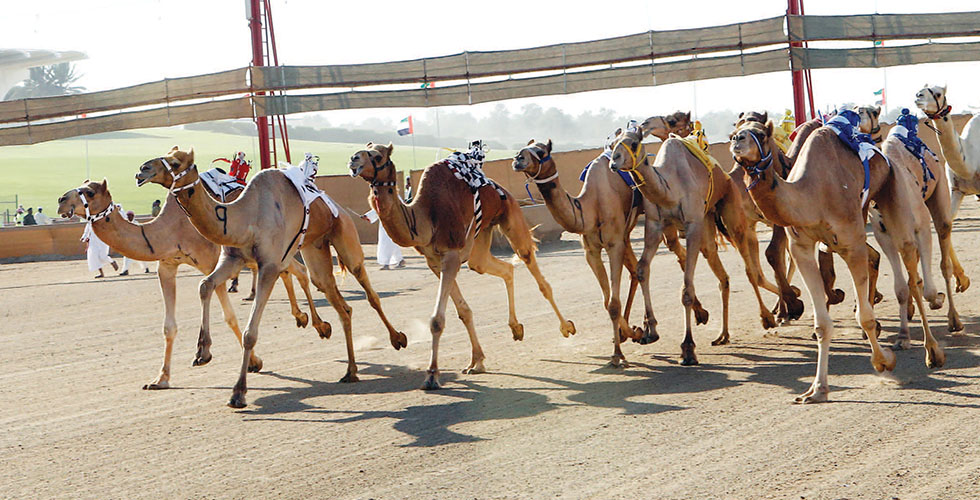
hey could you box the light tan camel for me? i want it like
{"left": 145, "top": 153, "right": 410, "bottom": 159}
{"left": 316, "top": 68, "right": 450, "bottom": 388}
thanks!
{"left": 855, "top": 105, "right": 963, "bottom": 336}
{"left": 914, "top": 85, "right": 974, "bottom": 291}
{"left": 731, "top": 120, "right": 944, "bottom": 403}
{"left": 609, "top": 124, "right": 779, "bottom": 365}
{"left": 513, "top": 133, "right": 689, "bottom": 366}
{"left": 349, "top": 142, "right": 575, "bottom": 389}
{"left": 56, "top": 180, "right": 259, "bottom": 389}
{"left": 136, "top": 147, "right": 407, "bottom": 408}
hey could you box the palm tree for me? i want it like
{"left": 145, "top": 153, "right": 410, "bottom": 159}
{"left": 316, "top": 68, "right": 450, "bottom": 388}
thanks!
{"left": 4, "top": 63, "right": 86, "bottom": 100}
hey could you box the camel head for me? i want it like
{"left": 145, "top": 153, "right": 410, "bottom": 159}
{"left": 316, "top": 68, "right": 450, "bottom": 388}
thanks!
{"left": 730, "top": 121, "right": 773, "bottom": 169}
{"left": 348, "top": 142, "right": 395, "bottom": 184}
{"left": 512, "top": 139, "right": 555, "bottom": 180}
{"left": 135, "top": 146, "right": 196, "bottom": 188}
{"left": 57, "top": 178, "right": 111, "bottom": 219}
{"left": 915, "top": 84, "right": 948, "bottom": 117}
{"left": 854, "top": 105, "right": 881, "bottom": 136}
{"left": 734, "top": 111, "right": 768, "bottom": 129}
{"left": 640, "top": 111, "right": 693, "bottom": 140}
{"left": 609, "top": 124, "right": 646, "bottom": 173}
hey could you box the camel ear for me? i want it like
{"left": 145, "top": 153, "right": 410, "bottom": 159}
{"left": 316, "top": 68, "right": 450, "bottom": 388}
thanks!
{"left": 614, "top": 127, "right": 622, "bottom": 137}
{"left": 685, "top": 111, "right": 691, "bottom": 121}
{"left": 527, "top": 139, "right": 535, "bottom": 146}
{"left": 546, "top": 139, "right": 552, "bottom": 153}
{"left": 386, "top": 142, "right": 394, "bottom": 155}
{"left": 187, "top": 147, "right": 195, "bottom": 163}
{"left": 765, "top": 121, "right": 774, "bottom": 138}
{"left": 366, "top": 142, "right": 373, "bottom": 148}
{"left": 874, "top": 106, "right": 881, "bottom": 117}
{"left": 170, "top": 145, "right": 179, "bottom": 154}
{"left": 737, "top": 111, "right": 745, "bottom": 119}
{"left": 761, "top": 111, "right": 768, "bottom": 123}
{"left": 101, "top": 178, "right": 108, "bottom": 191}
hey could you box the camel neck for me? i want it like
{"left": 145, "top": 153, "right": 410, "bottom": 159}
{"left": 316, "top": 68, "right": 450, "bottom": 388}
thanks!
{"left": 173, "top": 170, "right": 243, "bottom": 248}
{"left": 533, "top": 170, "right": 587, "bottom": 234}
{"left": 371, "top": 184, "right": 424, "bottom": 247}
{"left": 931, "top": 116, "right": 971, "bottom": 179}
{"left": 91, "top": 208, "right": 171, "bottom": 262}
{"left": 632, "top": 155, "right": 676, "bottom": 207}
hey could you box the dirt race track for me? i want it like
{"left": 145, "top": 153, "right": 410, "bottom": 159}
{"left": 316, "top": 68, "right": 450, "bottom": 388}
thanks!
{"left": 4, "top": 208, "right": 980, "bottom": 499}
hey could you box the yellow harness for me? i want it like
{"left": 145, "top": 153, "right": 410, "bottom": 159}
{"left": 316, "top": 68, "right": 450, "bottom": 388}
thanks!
{"left": 669, "top": 121, "right": 728, "bottom": 214}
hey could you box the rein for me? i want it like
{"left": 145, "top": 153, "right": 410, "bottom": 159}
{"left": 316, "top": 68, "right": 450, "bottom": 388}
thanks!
{"left": 923, "top": 88, "right": 951, "bottom": 135}
{"left": 611, "top": 135, "right": 647, "bottom": 188}
{"left": 518, "top": 147, "right": 558, "bottom": 201}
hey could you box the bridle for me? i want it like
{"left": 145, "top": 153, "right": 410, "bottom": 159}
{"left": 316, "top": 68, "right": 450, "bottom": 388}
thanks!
{"left": 611, "top": 133, "right": 648, "bottom": 187}
{"left": 518, "top": 146, "right": 558, "bottom": 183}
{"left": 76, "top": 189, "right": 118, "bottom": 223}
{"left": 153, "top": 156, "right": 199, "bottom": 216}
{"left": 923, "top": 88, "right": 951, "bottom": 121}
{"left": 361, "top": 151, "right": 396, "bottom": 188}
{"left": 732, "top": 128, "right": 773, "bottom": 190}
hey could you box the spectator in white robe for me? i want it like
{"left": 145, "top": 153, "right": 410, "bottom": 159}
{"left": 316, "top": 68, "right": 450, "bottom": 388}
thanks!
{"left": 81, "top": 222, "right": 117, "bottom": 279}
{"left": 34, "top": 207, "right": 53, "bottom": 225}
{"left": 361, "top": 209, "right": 405, "bottom": 270}
{"left": 118, "top": 211, "right": 152, "bottom": 275}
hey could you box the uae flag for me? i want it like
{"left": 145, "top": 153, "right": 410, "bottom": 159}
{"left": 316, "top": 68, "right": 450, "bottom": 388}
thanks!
{"left": 397, "top": 116, "right": 414, "bottom": 136}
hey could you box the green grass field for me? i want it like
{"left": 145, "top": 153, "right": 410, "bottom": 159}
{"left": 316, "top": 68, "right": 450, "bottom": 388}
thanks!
{"left": 0, "top": 127, "right": 515, "bottom": 220}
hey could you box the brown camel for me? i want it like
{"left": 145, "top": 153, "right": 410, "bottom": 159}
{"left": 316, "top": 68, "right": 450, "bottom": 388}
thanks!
{"left": 608, "top": 124, "right": 779, "bottom": 365}
{"left": 136, "top": 147, "right": 407, "bottom": 408}
{"left": 513, "top": 132, "right": 689, "bottom": 366}
{"left": 349, "top": 142, "right": 575, "bottom": 390}
{"left": 731, "top": 119, "right": 944, "bottom": 403}
{"left": 56, "top": 180, "right": 260, "bottom": 389}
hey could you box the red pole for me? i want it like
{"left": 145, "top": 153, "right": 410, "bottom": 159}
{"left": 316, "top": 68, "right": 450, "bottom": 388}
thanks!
{"left": 788, "top": 0, "right": 807, "bottom": 126}
{"left": 248, "top": 0, "right": 272, "bottom": 169}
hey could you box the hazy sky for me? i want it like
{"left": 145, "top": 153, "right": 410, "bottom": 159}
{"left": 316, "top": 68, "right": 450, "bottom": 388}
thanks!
{"left": 7, "top": 0, "right": 980, "bottom": 128}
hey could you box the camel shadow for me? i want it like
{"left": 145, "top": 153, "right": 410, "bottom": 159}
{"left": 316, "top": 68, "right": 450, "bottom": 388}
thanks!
{"left": 239, "top": 362, "right": 563, "bottom": 447}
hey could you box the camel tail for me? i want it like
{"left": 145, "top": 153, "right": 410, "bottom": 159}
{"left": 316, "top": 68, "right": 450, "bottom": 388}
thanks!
{"left": 713, "top": 211, "right": 732, "bottom": 249}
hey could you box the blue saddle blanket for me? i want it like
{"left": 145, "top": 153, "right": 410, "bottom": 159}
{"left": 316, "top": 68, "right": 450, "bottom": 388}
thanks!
{"left": 580, "top": 150, "right": 638, "bottom": 189}
{"left": 890, "top": 108, "right": 937, "bottom": 198}
{"left": 825, "top": 109, "right": 888, "bottom": 207}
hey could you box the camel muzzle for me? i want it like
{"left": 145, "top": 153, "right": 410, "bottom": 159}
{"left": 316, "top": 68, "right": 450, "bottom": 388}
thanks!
{"left": 348, "top": 164, "right": 364, "bottom": 177}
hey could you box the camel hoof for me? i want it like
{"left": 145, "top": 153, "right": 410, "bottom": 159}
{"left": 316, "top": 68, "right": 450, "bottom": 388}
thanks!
{"left": 794, "top": 391, "right": 828, "bottom": 404}
{"left": 607, "top": 357, "right": 629, "bottom": 369}
{"left": 637, "top": 323, "right": 660, "bottom": 345}
{"left": 787, "top": 297, "right": 805, "bottom": 321}
{"left": 949, "top": 315, "right": 964, "bottom": 333}
{"left": 315, "top": 321, "right": 332, "bottom": 339}
{"left": 560, "top": 320, "right": 576, "bottom": 338}
{"left": 956, "top": 274, "right": 970, "bottom": 293}
{"left": 247, "top": 356, "right": 263, "bottom": 373}
{"left": 711, "top": 332, "right": 730, "bottom": 346}
{"left": 390, "top": 331, "right": 408, "bottom": 350}
{"left": 693, "top": 305, "right": 709, "bottom": 326}
{"left": 790, "top": 285, "right": 802, "bottom": 297}
{"left": 227, "top": 393, "right": 247, "bottom": 409}
{"left": 142, "top": 380, "right": 169, "bottom": 390}
{"left": 892, "top": 338, "right": 911, "bottom": 351}
{"left": 295, "top": 312, "right": 309, "bottom": 328}
{"left": 828, "top": 288, "right": 845, "bottom": 306}
{"left": 929, "top": 292, "right": 945, "bottom": 310}
{"left": 511, "top": 323, "right": 525, "bottom": 342}
{"left": 907, "top": 303, "right": 915, "bottom": 321}
{"left": 242, "top": 294, "right": 255, "bottom": 302}
{"left": 926, "top": 343, "right": 946, "bottom": 369}
{"left": 421, "top": 373, "right": 441, "bottom": 390}
{"left": 680, "top": 356, "right": 699, "bottom": 366}
{"left": 873, "top": 290, "right": 884, "bottom": 305}
{"left": 462, "top": 364, "right": 486, "bottom": 375}
{"left": 228, "top": 284, "right": 238, "bottom": 293}
{"left": 680, "top": 343, "right": 699, "bottom": 366}
{"left": 872, "top": 347, "right": 897, "bottom": 373}
{"left": 339, "top": 372, "right": 359, "bottom": 383}
{"left": 761, "top": 313, "right": 777, "bottom": 330}
{"left": 629, "top": 326, "right": 644, "bottom": 343}
{"left": 192, "top": 352, "right": 212, "bottom": 367}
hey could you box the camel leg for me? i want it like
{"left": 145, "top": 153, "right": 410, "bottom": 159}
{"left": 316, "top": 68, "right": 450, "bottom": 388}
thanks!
{"left": 947, "top": 187, "right": 970, "bottom": 292}
{"left": 679, "top": 221, "right": 704, "bottom": 366}
{"left": 499, "top": 213, "right": 576, "bottom": 337}
{"left": 331, "top": 237, "right": 408, "bottom": 350}
{"left": 468, "top": 230, "right": 524, "bottom": 341}
{"left": 867, "top": 243, "right": 883, "bottom": 306}
{"left": 700, "top": 229, "right": 731, "bottom": 347}
{"left": 286, "top": 259, "right": 332, "bottom": 339}
{"left": 844, "top": 242, "right": 897, "bottom": 373}
{"left": 901, "top": 247, "right": 946, "bottom": 369}
{"left": 766, "top": 226, "right": 804, "bottom": 322}
{"left": 818, "top": 250, "right": 845, "bottom": 307}
{"left": 621, "top": 246, "right": 640, "bottom": 330}
{"left": 302, "top": 244, "right": 357, "bottom": 383}
{"left": 636, "top": 220, "right": 664, "bottom": 345}
{"left": 277, "top": 271, "right": 309, "bottom": 329}
{"left": 213, "top": 284, "right": 260, "bottom": 373}
{"left": 789, "top": 236, "right": 833, "bottom": 403}
{"left": 605, "top": 239, "right": 632, "bottom": 367}
{"left": 194, "top": 252, "right": 246, "bottom": 369}
{"left": 422, "top": 250, "right": 461, "bottom": 390}
{"left": 718, "top": 192, "right": 777, "bottom": 329}
{"left": 243, "top": 266, "right": 257, "bottom": 302}
{"left": 449, "top": 282, "right": 486, "bottom": 374}
{"left": 228, "top": 263, "right": 279, "bottom": 409}
{"left": 871, "top": 213, "right": 914, "bottom": 350}
{"left": 582, "top": 241, "right": 629, "bottom": 364}
{"left": 143, "top": 262, "right": 179, "bottom": 390}
{"left": 926, "top": 189, "right": 964, "bottom": 331}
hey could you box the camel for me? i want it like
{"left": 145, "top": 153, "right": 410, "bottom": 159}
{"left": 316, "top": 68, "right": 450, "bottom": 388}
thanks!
{"left": 915, "top": 84, "right": 974, "bottom": 291}
{"left": 856, "top": 105, "right": 963, "bottom": 336}
{"left": 608, "top": 123, "right": 779, "bottom": 365}
{"left": 56, "top": 180, "right": 261, "bottom": 389}
{"left": 513, "top": 131, "right": 690, "bottom": 366}
{"left": 348, "top": 142, "right": 575, "bottom": 389}
{"left": 136, "top": 147, "right": 407, "bottom": 408}
{"left": 731, "top": 118, "right": 944, "bottom": 403}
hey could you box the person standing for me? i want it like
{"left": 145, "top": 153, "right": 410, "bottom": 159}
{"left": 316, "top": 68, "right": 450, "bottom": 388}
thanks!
{"left": 150, "top": 199, "right": 161, "bottom": 217}
{"left": 22, "top": 207, "right": 36, "bottom": 226}
{"left": 119, "top": 210, "right": 151, "bottom": 275}
{"left": 34, "top": 207, "right": 52, "bottom": 225}
{"left": 361, "top": 209, "right": 405, "bottom": 270}
{"left": 81, "top": 222, "right": 118, "bottom": 279}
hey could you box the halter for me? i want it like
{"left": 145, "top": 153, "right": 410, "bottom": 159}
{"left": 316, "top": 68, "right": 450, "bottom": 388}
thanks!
{"left": 611, "top": 134, "right": 647, "bottom": 187}
{"left": 157, "top": 157, "right": 200, "bottom": 195}
{"left": 518, "top": 146, "right": 558, "bottom": 201}
{"left": 924, "top": 88, "right": 952, "bottom": 121}
{"left": 733, "top": 129, "right": 773, "bottom": 190}
{"left": 76, "top": 189, "right": 118, "bottom": 223}
{"left": 364, "top": 152, "right": 396, "bottom": 188}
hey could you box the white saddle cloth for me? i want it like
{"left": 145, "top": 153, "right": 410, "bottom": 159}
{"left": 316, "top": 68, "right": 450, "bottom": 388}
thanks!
{"left": 199, "top": 168, "right": 244, "bottom": 202}
{"left": 280, "top": 166, "right": 339, "bottom": 217}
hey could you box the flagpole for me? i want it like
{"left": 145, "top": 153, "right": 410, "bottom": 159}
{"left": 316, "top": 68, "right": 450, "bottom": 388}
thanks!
{"left": 411, "top": 128, "right": 417, "bottom": 171}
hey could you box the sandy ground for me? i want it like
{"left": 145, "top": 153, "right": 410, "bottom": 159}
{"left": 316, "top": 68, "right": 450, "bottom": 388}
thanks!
{"left": 3, "top": 206, "right": 980, "bottom": 499}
